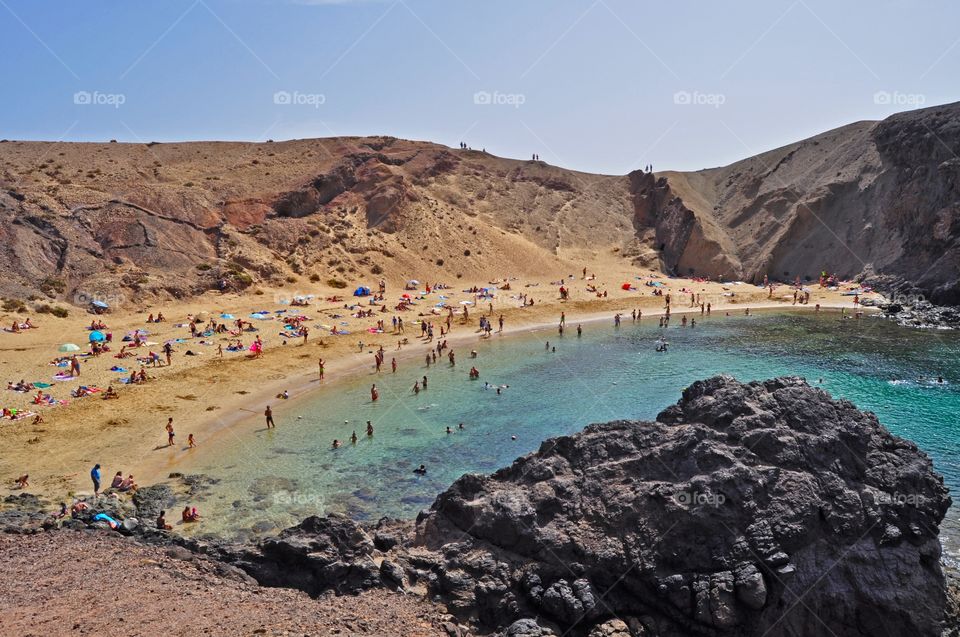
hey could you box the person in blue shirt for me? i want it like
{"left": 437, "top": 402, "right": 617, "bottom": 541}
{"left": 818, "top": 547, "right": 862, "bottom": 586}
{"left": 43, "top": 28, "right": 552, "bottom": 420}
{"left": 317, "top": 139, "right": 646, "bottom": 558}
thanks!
{"left": 91, "top": 464, "right": 101, "bottom": 498}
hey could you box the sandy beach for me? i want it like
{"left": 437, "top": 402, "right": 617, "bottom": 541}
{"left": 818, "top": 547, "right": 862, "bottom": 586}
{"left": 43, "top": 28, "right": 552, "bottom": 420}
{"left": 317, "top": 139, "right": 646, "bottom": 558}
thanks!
{"left": 0, "top": 263, "right": 874, "bottom": 507}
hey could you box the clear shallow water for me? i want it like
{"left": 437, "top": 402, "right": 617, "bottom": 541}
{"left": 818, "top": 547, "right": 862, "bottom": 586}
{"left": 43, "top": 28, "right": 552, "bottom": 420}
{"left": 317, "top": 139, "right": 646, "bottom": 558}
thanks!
{"left": 183, "top": 312, "right": 960, "bottom": 564}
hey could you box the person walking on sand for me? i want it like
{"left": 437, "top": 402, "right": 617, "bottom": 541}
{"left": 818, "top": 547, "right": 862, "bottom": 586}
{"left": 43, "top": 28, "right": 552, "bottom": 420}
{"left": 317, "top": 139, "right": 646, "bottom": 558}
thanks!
{"left": 163, "top": 342, "right": 173, "bottom": 366}
{"left": 318, "top": 358, "right": 325, "bottom": 380}
{"left": 188, "top": 433, "right": 196, "bottom": 448}
{"left": 166, "top": 418, "right": 175, "bottom": 446}
{"left": 90, "top": 463, "right": 101, "bottom": 499}
{"left": 70, "top": 355, "right": 81, "bottom": 377}
{"left": 265, "top": 405, "right": 275, "bottom": 429}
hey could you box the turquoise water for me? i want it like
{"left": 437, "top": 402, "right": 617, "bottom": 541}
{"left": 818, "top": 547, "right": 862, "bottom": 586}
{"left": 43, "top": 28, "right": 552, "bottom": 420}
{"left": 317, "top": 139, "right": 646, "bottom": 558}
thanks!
{"left": 184, "top": 312, "right": 960, "bottom": 563}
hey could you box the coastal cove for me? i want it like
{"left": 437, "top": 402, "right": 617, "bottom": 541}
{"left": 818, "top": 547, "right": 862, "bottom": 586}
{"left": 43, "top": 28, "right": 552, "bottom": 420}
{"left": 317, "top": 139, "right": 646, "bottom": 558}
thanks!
{"left": 156, "top": 311, "right": 960, "bottom": 567}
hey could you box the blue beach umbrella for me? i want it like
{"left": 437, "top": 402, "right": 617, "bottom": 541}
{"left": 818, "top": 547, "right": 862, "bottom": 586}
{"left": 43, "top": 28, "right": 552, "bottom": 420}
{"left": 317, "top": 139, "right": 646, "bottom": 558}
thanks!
{"left": 89, "top": 330, "right": 106, "bottom": 342}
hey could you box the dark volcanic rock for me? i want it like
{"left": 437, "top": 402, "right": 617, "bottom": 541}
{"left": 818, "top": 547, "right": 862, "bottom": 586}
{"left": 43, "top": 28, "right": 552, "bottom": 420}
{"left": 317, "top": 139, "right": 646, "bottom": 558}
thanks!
{"left": 415, "top": 376, "right": 951, "bottom": 637}
{"left": 224, "top": 514, "right": 381, "bottom": 595}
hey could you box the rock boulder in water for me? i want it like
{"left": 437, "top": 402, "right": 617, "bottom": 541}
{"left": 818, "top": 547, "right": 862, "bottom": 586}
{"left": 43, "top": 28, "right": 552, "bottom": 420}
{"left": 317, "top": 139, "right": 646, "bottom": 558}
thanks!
{"left": 415, "top": 376, "right": 951, "bottom": 636}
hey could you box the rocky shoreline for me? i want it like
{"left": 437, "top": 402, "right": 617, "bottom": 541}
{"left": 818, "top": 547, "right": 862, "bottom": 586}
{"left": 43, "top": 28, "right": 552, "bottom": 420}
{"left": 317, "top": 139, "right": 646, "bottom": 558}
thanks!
{"left": 4, "top": 376, "right": 960, "bottom": 636}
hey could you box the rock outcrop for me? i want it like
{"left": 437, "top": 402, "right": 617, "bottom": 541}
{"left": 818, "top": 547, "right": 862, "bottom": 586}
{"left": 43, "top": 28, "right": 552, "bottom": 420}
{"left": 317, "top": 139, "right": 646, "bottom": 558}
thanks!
{"left": 180, "top": 376, "right": 950, "bottom": 637}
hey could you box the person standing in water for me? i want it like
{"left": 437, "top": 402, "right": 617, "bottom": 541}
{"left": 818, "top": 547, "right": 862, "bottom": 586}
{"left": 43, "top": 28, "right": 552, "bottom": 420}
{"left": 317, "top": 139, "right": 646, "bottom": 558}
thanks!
{"left": 265, "top": 405, "right": 275, "bottom": 429}
{"left": 577, "top": 324, "right": 582, "bottom": 337}
{"left": 371, "top": 384, "right": 379, "bottom": 402}
{"left": 318, "top": 358, "right": 325, "bottom": 380}
{"left": 366, "top": 421, "right": 374, "bottom": 436}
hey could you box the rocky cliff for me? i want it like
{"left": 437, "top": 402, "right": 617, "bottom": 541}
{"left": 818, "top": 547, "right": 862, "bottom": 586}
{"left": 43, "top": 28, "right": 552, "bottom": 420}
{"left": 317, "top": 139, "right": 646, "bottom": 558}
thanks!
{"left": 651, "top": 103, "right": 960, "bottom": 305}
{"left": 1, "top": 102, "right": 958, "bottom": 308}
{"left": 182, "top": 376, "right": 951, "bottom": 637}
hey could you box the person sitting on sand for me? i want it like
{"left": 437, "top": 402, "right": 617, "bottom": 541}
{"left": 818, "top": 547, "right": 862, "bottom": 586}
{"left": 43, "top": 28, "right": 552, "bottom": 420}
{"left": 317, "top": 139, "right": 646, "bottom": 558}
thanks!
{"left": 15, "top": 474, "right": 29, "bottom": 489}
{"left": 182, "top": 506, "right": 201, "bottom": 522}
{"left": 156, "top": 510, "right": 172, "bottom": 530}
{"left": 103, "top": 385, "right": 119, "bottom": 400}
{"left": 110, "top": 471, "right": 124, "bottom": 489}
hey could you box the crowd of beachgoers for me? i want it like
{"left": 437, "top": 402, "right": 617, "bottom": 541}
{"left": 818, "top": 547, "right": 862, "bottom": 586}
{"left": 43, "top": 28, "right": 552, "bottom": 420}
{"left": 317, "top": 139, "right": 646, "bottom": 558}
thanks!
{"left": 1, "top": 268, "right": 875, "bottom": 533}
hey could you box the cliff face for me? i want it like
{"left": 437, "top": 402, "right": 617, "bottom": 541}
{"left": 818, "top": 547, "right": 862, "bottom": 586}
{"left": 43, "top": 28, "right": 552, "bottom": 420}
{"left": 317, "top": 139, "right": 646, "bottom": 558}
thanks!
{"left": 1, "top": 102, "right": 958, "bottom": 307}
{"left": 647, "top": 103, "right": 960, "bottom": 303}
{"left": 187, "top": 377, "right": 952, "bottom": 637}
{"left": 0, "top": 137, "right": 640, "bottom": 305}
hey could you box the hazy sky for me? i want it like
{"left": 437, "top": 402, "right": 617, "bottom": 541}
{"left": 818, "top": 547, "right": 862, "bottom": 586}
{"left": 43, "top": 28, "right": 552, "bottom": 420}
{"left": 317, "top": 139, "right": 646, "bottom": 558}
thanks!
{"left": 1, "top": 0, "right": 956, "bottom": 174}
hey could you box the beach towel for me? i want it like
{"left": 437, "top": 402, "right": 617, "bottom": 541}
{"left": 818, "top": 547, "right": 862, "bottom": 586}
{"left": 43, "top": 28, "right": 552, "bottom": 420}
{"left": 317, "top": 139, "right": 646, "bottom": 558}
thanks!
{"left": 109, "top": 367, "right": 127, "bottom": 373}
{"left": 53, "top": 373, "right": 75, "bottom": 381}
{"left": 33, "top": 382, "right": 52, "bottom": 388}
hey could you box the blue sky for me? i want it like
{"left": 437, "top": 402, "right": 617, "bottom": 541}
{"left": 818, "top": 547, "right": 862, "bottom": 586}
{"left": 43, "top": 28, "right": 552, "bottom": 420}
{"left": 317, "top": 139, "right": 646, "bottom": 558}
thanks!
{"left": 1, "top": 0, "right": 957, "bottom": 173}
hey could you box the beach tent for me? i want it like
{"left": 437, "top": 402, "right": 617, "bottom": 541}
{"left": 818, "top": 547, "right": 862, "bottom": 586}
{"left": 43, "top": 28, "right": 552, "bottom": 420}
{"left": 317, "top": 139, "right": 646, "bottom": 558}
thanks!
{"left": 59, "top": 343, "right": 80, "bottom": 352}
{"left": 91, "top": 300, "right": 109, "bottom": 309}
{"left": 89, "top": 330, "right": 106, "bottom": 342}
{"left": 353, "top": 286, "right": 372, "bottom": 297}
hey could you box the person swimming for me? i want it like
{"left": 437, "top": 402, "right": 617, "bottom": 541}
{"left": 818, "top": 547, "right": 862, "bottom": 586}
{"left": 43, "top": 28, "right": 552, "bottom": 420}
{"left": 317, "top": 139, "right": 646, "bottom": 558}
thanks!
{"left": 413, "top": 464, "right": 427, "bottom": 475}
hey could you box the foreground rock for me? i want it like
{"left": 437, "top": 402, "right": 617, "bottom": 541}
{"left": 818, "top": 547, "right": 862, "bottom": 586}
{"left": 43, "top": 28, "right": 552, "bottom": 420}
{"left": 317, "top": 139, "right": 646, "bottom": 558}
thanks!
{"left": 11, "top": 376, "right": 952, "bottom": 636}
{"left": 204, "top": 376, "right": 950, "bottom": 636}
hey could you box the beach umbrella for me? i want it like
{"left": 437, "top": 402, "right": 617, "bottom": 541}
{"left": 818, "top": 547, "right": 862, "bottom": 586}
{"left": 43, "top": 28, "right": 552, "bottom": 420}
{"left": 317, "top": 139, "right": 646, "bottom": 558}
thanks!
{"left": 91, "top": 300, "right": 109, "bottom": 309}
{"left": 59, "top": 343, "right": 80, "bottom": 352}
{"left": 89, "top": 330, "right": 106, "bottom": 342}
